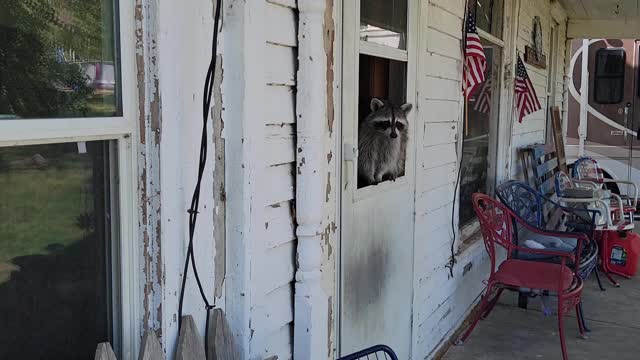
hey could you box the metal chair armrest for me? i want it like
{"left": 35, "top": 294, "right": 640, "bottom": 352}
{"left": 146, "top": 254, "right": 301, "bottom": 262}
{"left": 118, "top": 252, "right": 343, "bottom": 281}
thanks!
{"left": 603, "top": 179, "right": 638, "bottom": 207}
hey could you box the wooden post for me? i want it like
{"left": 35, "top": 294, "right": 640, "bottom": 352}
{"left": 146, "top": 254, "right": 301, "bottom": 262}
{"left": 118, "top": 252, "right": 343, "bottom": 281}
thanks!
{"left": 294, "top": 1, "right": 329, "bottom": 360}
{"left": 95, "top": 343, "right": 118, "bottom": 360}
{"left": 207, "top": 308, "right": 238, "bottom": 360}
{"left": 138, "top": 331, "right": 165, "bottom": 360}
{"left": 176, "top": 315, "right": 206, "bottom": 360}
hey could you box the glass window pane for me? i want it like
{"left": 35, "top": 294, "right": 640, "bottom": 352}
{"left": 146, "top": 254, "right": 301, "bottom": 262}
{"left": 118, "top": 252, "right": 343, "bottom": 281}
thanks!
{"left": 0, "top": 141, "right": 114, "bottom": 359}
{"left": 360, "top": 0, "right": 408, "bottom": 50}
{"left": 460, "top": 44, "right": 501, "bottom": 226}
{"left": 594, "top": 49, "right": 625, "bottom": 104}
{"left": 472, "top": 0, "right": 504, "bottom": 40}
{"left": 358, "top": 54, "right": 409, "bottom": 188}
{"left": 0, "top": 0, "right": 121, "bottom": 119}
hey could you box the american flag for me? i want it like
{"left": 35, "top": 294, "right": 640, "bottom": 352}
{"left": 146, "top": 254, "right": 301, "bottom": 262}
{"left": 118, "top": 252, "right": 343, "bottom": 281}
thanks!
{"left": 473, "top": 77, "right": 492, "bottom": 113}
{"left": 463, "top": 11, "right": 487, "bottom": 99}
{"left": 515, "top": 55, "right": 542, "bottom": 122}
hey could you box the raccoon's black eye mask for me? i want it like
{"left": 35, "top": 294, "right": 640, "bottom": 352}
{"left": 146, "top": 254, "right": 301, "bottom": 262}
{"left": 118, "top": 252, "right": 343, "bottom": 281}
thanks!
{"left": 374, "top": 121, "right": 391, "bottom": 130}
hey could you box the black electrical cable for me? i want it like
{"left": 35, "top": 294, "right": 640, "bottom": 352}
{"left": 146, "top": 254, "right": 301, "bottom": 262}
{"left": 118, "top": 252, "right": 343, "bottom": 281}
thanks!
{"left": 447, "top": 2, "right": 471, "bottom": 278}
{"left": 177, "top": 0, "right": 222, "bottom": 357}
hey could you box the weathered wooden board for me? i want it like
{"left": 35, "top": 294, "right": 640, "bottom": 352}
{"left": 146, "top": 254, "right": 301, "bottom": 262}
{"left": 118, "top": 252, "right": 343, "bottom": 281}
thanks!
{"left": 95, "top": 343, "right": 118, "bottom": 360}
{"left": 207, "top": 308, "right": 239, "bottom": 360}
{"left": 551, "top": 106, "right": 568, "bottom": 174}
{"left": 176, "top": 315, "right": 206, "bottom": 360}
{"left": 138, "top": 331, "right": 165, "bottom": 360}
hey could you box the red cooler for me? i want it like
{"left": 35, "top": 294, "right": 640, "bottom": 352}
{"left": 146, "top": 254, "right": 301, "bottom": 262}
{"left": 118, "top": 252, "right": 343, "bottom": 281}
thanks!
{"left": 604, "top": 231, "right": 640, "bottom": 278}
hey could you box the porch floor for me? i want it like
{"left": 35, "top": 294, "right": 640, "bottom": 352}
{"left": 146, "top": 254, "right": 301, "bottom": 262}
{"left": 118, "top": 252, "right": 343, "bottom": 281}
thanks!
{"left": 442, "top": 272, "right": 640, "bottom": 359}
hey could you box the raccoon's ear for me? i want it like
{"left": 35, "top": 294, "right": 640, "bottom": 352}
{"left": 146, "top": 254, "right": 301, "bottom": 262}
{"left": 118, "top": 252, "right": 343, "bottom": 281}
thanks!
{"left": 370, "top": 98, "right": 384, "bottom": 112}
{"left": 400, "top": 103, "right": 413, "bottom": 115}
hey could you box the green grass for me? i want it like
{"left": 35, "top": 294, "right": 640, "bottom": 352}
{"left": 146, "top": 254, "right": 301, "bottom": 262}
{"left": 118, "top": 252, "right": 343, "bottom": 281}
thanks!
{"left": 0, "top": 165, "right": 92, "bottom": 283}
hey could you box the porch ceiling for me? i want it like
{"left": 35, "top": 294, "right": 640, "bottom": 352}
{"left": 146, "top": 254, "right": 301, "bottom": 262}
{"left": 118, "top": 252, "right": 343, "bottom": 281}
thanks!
{"left": 559, "top": 0, "right": 640, "bottom": 39}
{"left": 560, "top": 0, "right": 640, "bottom": 19}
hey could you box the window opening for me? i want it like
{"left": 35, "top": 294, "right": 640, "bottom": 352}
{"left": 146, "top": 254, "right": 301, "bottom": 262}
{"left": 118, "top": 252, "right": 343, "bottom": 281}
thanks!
{"left": 594, "top": 49, "right": 626, "bottom": 104}
{"left": 0, "top": 141, "right": 116, "bottom": 359}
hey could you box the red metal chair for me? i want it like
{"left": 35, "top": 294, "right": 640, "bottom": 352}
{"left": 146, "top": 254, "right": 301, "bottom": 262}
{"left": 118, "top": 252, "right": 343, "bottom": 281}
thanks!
{"left": 456, "top": 193, "right": 587, "bottom": 360}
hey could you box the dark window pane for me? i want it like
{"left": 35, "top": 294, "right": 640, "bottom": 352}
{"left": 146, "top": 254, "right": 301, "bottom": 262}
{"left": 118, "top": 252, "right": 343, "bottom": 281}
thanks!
{"left": 460, "top": 44, "right": 501, "bottom": 226}
{"left": 0, "top": 141, "right": 114, "bottom": 359}
{"left": 594, "top": 49, "right": 625, "bottom": 104}
{"left": 0, "top": 1, "right": 121, "bottom": 119}
{"left": 358, "top": 54, "right": 408, "bottom": 188}
{"left": 471, "top": 0, "right": 504, "bottom": 40}
{"left": 360, "top": 0, "right": 408, "bottom": 49}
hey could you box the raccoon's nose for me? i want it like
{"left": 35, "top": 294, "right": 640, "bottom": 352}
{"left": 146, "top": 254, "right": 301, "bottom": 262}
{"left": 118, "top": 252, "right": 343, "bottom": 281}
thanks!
{"left": 390, "top": 131, "right": 398, "bottom": 139}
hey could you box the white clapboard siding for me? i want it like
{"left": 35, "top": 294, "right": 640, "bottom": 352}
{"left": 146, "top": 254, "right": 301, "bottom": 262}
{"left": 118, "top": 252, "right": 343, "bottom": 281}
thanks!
{"left": 426, "top": 29, "right": 463, "bottom": 60}
{"left": 424, "top": 53, "right": 461, "bottom": 81}
{"left": 417, "top": 161, "right": 457, "bottom": 192}
{"left": 428, "top": 5, "right": 464, "bottom": 40}
{"left": 264, "top": 85, "right": 296, "bottom": 125}
{"left": 430, "top": 0, "right": 466, "bottom": 18}
{"left": 424, "top": 122, "right": 458, "bottom": 147}
{"left": 422, "top": 100, "right": 461, "bottom": 123}
{"left": 264, "top": 201, "right": 296, "bottom": 249}
{"left": 255, "top": 3, "right": 298, "bottom": 357}
{"left": 423, "top": 76, "right": 462, "bottom": 101}
{"left": 421, "top": 142, "right": 458, "bottom": 170}
{"left": 257, "top": 241, "right": 296, "bottom": 301}
{"left": 266, "top": 2, "right": 297, "bottom": 47}
{"left": 264, "top": 324, "right": 293, "bottom": 360}
{"left": 253, "top": 284, "right": 294, "bottom": 336}
{"left": 263, "top": 163, "right": 295, "bottom": 206}
{"left": 265, "top": 124, "right": 296, "bottom": 166}
{"left": 266, "top": 0, "right": 296, "bottom": 9}
{"left": 416, "top": 182, "right": 456, "bottom": 216}
{"left": 265, "top": 44, "right": 296, "bottom": 86}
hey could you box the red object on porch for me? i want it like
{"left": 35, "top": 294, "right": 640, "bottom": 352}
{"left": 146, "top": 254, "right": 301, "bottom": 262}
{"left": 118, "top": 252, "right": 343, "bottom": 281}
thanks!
{"left": 601, "top": 231, "right": 640, "bottom": 278}
{"left": 457, "top": 193, "right": 587, "bottom": 360}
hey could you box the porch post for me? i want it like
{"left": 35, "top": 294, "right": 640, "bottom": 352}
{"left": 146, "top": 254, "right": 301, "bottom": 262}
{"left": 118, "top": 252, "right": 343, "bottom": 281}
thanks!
{"left": 294, "top": 0, "right": 329, "bottom": 359}
{"left": 578, "top": 39, "right": 589, "bottom": 157}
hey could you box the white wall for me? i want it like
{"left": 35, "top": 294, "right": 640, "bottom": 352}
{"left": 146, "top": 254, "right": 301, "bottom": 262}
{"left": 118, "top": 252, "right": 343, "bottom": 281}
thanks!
{"left": 510, "top": 0, "right": 568, "bottom": 178}
{"left": 412, "top": 1, "right": 491, "bottom": 358}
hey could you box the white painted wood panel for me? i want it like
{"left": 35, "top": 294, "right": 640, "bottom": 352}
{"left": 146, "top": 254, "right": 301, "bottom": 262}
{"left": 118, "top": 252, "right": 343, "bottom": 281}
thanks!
{"left": 424, "top": 53, "right": 462, "bottom": 81}
{"left": 424, "top": 122, "right": 458, "bottom": 147}
{"left": 416, "top": 182, "right": 456, "bottom": 215}
{"left": 421, "top": 142, "right": 458, "bottom": 169}
{"left": 257, "top": 241, "right": 296, "bottom": 296}
{"left": 428, "top": 5, "right": 464, "bottom": 40}
{"left": 264, "top": 125, "right": 296, "bottom": 166}
{"left": 264, "top": 201, "right": 296, "bottom": 249}
{"left": 265, "top": 44, "right": 296, "bottom": 86}
{"left": 422, "top": 76, "right": 462, "bottom": 101}
{"left": 422, "top": 100, "right": 461, "bottom": 123}
{"left": 430, "top": 0, "right": 466, "bottom": 18}
{"left": 263, "top": 163, "right": 295, "bottom": 211}
{"left": 426, "top": 30, "right": 463, "bottom": 60}
{"left": 266, "top": 3, "right": 297, "bottom": 47}
{"left": 264, "top": 85, "right": 296, "bottom": 125}
{"left": 417, "top": 161, "right": 457, "bottom": 192}
{"left": 266, "top": 0, "right": 297, "bottom": 9}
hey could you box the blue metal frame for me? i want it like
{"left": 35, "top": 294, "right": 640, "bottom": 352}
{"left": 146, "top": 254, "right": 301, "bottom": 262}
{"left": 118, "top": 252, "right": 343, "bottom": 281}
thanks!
{"left": 337, "top": 345, "right": 399, "bottom": 360}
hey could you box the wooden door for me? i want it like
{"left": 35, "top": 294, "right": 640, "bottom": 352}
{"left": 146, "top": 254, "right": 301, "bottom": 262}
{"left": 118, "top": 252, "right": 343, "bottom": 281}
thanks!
{"left": 339, "top": 1, "right": 416, "bottom": 358}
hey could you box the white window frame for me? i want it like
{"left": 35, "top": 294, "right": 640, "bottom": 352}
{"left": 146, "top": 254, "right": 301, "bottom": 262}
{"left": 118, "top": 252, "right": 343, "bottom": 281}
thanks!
{"left": 459, "top": 0, "right": 512, "bottom": 237}
{"left": 343, "top": 0, "right": 419, "bottom": 200}
{"left": 0, "top": 1, "right": 140, "bottom": 358}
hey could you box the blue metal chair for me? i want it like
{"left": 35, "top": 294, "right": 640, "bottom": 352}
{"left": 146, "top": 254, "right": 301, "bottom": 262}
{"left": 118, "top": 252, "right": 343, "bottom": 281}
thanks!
{"left": 337, "top": 345, "right": 399, "bottom": 360}
{"left": 496, "top": 180, "right": 600, "bottom": 332}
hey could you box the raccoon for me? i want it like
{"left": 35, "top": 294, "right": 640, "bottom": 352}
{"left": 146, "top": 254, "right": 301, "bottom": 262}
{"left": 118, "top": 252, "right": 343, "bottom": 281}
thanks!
{"left": 358, "top": 98, "right": 412, "bottom": 187}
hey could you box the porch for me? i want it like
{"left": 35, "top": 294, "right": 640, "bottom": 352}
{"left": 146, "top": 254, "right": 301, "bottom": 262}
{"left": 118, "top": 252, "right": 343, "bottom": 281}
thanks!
{"left": 442, "top": 274, "right": 640, "bottom": 359}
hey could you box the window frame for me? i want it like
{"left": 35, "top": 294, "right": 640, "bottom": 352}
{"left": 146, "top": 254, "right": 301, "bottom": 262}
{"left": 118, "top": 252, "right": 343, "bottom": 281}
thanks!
{"left": 0, "top": 1, "right": 140, "bottom": 357}
{"left": 458, "top": 2, "right": 509, "bottom": 234}
{"left": 344, "top": 0, "right": 418, "bottom": 199}
{"left": 594, "top": 48, "right": 626, "bottom": 105}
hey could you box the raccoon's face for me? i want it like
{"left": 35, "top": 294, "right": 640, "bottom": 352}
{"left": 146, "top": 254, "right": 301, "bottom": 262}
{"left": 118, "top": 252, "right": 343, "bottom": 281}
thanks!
{"left": 368, "top": 98, "right": 412, "bottom": 139}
